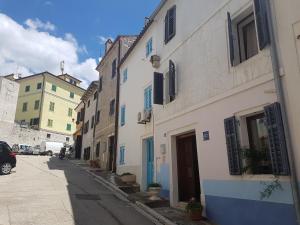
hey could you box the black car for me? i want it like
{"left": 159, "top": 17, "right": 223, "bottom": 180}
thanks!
{"left": 0, "top": 141, "right": 16, "bottom": 175}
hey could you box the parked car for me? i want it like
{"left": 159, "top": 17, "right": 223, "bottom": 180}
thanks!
{"left": 0, "top": 141, "right": 16, "bottom": 175}
{"left": 18, "top": 144, "right": 33, "bottom": 155}
{"left": 40, "top": 141, "right": 64, "bottom": 156}
{"left": 32, "top": 145, "right": 41, "bottom": 155}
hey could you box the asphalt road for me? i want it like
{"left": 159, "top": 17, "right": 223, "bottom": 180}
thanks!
{"left": 0, "top": 155, "right": 155, "bottom": 225}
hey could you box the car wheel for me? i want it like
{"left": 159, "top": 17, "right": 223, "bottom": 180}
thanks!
{"left": 1, "top": 163, "right": 12, "bottom": 175}
{"left": 47, "top": 151, "right": 53, "bottom": 156}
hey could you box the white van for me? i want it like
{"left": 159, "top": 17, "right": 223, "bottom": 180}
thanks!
{"left": 40, "top": 141, "right": 64, "bottom": 156}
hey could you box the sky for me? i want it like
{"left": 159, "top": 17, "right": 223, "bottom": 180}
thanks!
{"left": 0, "top": 0, "right": 160, "bottom": 87}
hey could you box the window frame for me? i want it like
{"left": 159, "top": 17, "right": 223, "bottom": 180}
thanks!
{"left": 165, "top": 5, "right": 176, "bottom": 44}
{"left": 51, "top": 84, "right": 57, "bottom": 92}
{"left": 49, "top": 102, "right": 55, "bottom": 112}
{"left": 70, "top": 92, "right": 75, "bottom": 99}
{"left": 34, "top": 100, "right": 40, "bottom": 110}
{"left": 120, "top": 105, "right": 126, "bottom": 126}
{"left": 119, "top": 146, "right": 125, "bottom": 165}
{"left": 66, "top": 123, "right": 72, "bottom": 131}
{"left": 112, "top": 59, "right": 117, "bottom": 79}
{"left": 37, "top": 82, "right": 42, "bottom": 90}
{"left": 47, "top": 119, "right": 53, "bottom": 127}
{"left": 68, "top": 108, "right": 73, "bottom": 117}
{"left": 25, "top": 85, "right": 30, "bottom": 92}
{"left": 144, "top": 85, "right": 152, "bottom": 110}
{"left": 109, "top": 99, "right": 115, "bottom": 116}
{"left": 22, "top": 102, "right": 28, "bottom": 112}
{"left": 123, "top": 68, "right": 128, "bottom": 83}
{"left": 146, "top": 37, "right": 153, "bottom": 57}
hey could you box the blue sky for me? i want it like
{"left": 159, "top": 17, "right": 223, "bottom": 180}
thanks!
{"left": 0, "top": 0, "right": 160, "bottom": 86}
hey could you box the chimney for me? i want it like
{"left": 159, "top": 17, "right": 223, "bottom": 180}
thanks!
{"left": 105, "top": 39, "right": 113, "bottom": 54}
{"left": 144, "top": 17, "right": 150, "bottom": 26}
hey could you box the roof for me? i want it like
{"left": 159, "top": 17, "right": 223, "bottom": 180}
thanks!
{"left": 96, "top": 35, "right": 137, "bottom": 71}
{"left": 6, "top": 71, "right": 86, "bottom": 91}
{"left": 119, "top": 0, "right": 168, "bottom": 67}
{"left": 58, "top": 74, "right": 82, "bottom": 83}
{"left": 81, "top": 80, "right": 99, "bottom": 101}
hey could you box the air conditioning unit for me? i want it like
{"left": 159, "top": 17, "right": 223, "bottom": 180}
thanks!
{"left": 150, "top": 55, "right": 160, "bottom": 68}
{"left": 143, "top": 110, "right": 152, "bottom": 122}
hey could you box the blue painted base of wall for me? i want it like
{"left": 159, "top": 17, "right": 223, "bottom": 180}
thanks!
{"left": 206, "top": 195, "right": 297, "bottom": 225}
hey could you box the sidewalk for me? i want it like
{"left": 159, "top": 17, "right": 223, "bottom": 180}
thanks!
{"left": 70, "top": 159, "right": 213, "bottom": 225}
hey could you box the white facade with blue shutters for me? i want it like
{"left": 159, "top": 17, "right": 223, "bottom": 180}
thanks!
{"left": 116, "top": 0, "right": 300, "bottom": 225}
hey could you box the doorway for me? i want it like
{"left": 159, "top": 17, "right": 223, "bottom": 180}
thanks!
{"left": 108, "top": 136, "right": 115, "bottom": 171}
{"left": 75, "top": 135, "right": 82, "bottom": 159}
{"left": 145, "top": 137, "right": 154, "bottom": 187}
{"left": 176, "top": 133, "right": 200, "bottom": 202}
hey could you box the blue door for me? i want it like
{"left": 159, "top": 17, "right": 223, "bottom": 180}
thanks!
{"left": 146, "top": 137, "right": 154, "bottom": 186}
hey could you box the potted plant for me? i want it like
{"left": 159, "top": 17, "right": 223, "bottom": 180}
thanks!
{"left": 186, "top": 198, "right": 203, "bottom": 221}
{"left": 120, "top": 172, "right": 136, "bottom": 184}
{"left": 148, "top": 183, "right": 162, "bottom": 201}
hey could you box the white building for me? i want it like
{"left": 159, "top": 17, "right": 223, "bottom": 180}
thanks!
{"left": 81, "top": 81, "right": 99, "bottom": 160}
{"left": 117, "top": 0, "right": 300, "bottom": 225}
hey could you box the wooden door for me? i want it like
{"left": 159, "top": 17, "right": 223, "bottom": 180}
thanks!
{"left": 146, "top": 137, "right": 154, "bottom": 186}
{"left": 177, "top": 134, "right": 200, "bottom": 202}
{"left": 108, "top": 136, "right": 114, "bottom": 171}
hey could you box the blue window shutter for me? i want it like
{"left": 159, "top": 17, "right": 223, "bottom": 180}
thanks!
{"left": 254, "top": 0, "right": 270, "bottom": 50}
{"left": 264, "top": 102, "right": 290, "bottom": 175}
{"left": 227, "top": 12, "right": 234, "bottom": 66}
{"left": 169, "top": 60, "right": 176, "bottom": 98}
{"left": 119, "top": 146, "right": 125, "bottom": 164}
{"left": 153, "top": 72, "right": 164, "bottom": 105}
{"left": 123, "top": 69, "right": 127, "bottom": 83}
{"left": 224, "top": 116, "right": 242, "bottom": 175}
{"left": 149, "top": 86, "right": 152, "bottom": 109}
{"left": 121, "top": 106, "right": 125, "bottom": 126}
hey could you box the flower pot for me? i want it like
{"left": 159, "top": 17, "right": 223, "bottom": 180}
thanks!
{"left": 148, "top": 187, "right": 161, "bottom": 201}
{"left": 120, "top": 174, "right": 136, "bottom": 184}
{"left": 188, "top": 210, "right": 203, "bottom": 221}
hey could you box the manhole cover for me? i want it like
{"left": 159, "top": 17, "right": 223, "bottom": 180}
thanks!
{"left": 75, "top": 194, "right": 101, "bottom": 200}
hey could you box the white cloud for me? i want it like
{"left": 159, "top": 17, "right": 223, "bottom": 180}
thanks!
{"left": 25, "top": 18, "right": 56, "bottom": 31}
{"left": 0, "top": 13, "right": 98, "bottom": 88}
{"left": 97, "top": 35, "right": 114, "bottom": 45}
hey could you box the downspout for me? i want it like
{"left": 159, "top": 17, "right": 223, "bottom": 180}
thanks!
{"left": 266, "top": 1, "right": 300, "bottom": 223}
{"left": 113, "top": 39, "right": 122, "bottom": 173}
{"left": 93, "top": 81, "right": 101, "bottom": 160}
{"left": 38, "top": 74, "right": 46, "bottom": 130}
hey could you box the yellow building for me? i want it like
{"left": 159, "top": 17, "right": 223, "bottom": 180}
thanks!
{"left": 6, "top": 72, "right": 85, "bottom": 142}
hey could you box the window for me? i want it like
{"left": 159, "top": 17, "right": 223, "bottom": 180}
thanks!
{"left": 70, "top": 92, "right": 74, "bottom": 99}
{"left": 96, "top": 142, "right": 100, "bottom": 157}
{"left": 120, "top": 105, "right": 126, "bottom": 126}
{"left": 47, "top": 119, "right": 53, "bottom": 127}
{"left": 68, "top": 108, "right": 73, "bottom": 117}
{"left": 34, "top": 100, "right": 40, "bottom": 110}
{"left": 165, "top": 6, "right": 176, "bottom": 44}
{"left": 96, "top": 110, "right": 100, "bottom": 124}
{"left": 46, "top": 133, "right": 51, "bottom": 139}
{"left": 66, "top": 137, "right": 70, "bottom": 142}
{"left": 91, "top": 115, "right": 95, "bottom": 129}
{"left": 109, "top": 99, "right": 115, "bottom": 116}
{"left": 112, "top": 59, "right": 117, "bottom": 78}
{"left": 51, "top": 84, "right": 57, "bottom": 92}
{"left": 66, "top": 123, "right": 72, "bottom": 131}
{"left": 227, "top": 0, "right": 270, "bottom": 66}
{"left": 49, "top": 102, "right": 55, "bottom": 112}
{"left": 99, "top": 77, "right": 103, "bottom": 92}
{"left": 224, "top": 102, "right": 290, "bottom": 176}
{"left": 153, "top": 72, "right": 164, "bottom": 105}
{"left": 22, "top": 102, "right": 28, "bottom": 112}
{"left": 94, "top": 91, "right": 98, "bottom": 100}
{"left": 123, "top": 68, "right": 128, "bottom": 83}
{"left": 146, "top": 38, "right": 153, "bottom": 57}
{"left": 119, "top": 146, "right": 125, "bottom": 165}
{"left": 25, "top": 85, "right": 30, "bottom": 92}
{"left": 84, "top": 121, "right": 89, "bottom": 134}
{"left": 164, "top": 60, "right": 176, "bottom": 104}
{"left": 87, "top": 100, "right": 90, "bottom": 108}
{"left": 144, "top": 86, "right": 152, "bottom": 110}
{"left": 30, "top": 118, "right": 39, "bottom": 126}
{"left": 37, "top": 83, "right": 42, "bottom": 90}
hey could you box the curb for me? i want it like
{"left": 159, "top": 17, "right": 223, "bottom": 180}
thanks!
{"left": 71, "top": 161, "right": 176, "bottom": 225}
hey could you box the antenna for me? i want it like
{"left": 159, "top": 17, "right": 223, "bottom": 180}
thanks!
{"left": 60, "top": 61, "right": 65, "bottom": 75}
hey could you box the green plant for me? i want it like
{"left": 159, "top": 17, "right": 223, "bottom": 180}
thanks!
{"left": 241, "top": 148, "right": 271, "bottom": 174}
{"left": 120, "top": 172, "right": 133, "bottom": 176}
{"left": 185, "top": 198, "right": 203, "bottom": 213}
{"left": 148, "top": 183, "right": 162, "bottom": 188}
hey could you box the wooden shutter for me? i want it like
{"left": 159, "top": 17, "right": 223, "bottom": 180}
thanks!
{"left": 169, "top": 6, "right": 176, "bottom": 38}
{"left": 169, "top": 60, "right": 176, "bottom": 98}
{"left": 224, "top": 116, "right": 242, "bottom": 175}
{"left": 153, "top": 72, "right": 164, "bottom": 105}
{"left": 264, "top": 102, "right": 290, "bottom": 175}
{"left": 227, "top": 12, "right": 234, "bottom": 66}
{"left": 254, "top": 0, "right": 270, "bottom": 50}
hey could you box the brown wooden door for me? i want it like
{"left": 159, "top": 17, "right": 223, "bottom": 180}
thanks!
{"left": 108, "top": 136, "right": 115, "bottom": 171}
{"left": 177, "top": 134, "right": 200, "bottom": 202}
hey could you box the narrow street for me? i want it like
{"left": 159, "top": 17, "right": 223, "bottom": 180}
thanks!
{"left": 0, "top": 156, "right": 155, "bottom": 225}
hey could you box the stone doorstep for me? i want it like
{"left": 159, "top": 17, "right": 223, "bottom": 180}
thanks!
{"left": 70, "top": 161, "right": 213, "bottom": 225}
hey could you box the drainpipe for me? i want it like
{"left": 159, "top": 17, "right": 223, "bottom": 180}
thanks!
{"left": 92, "top": 83, "right": 100, "bottom": 161}
{"left": 266, "top": 1, "right": 300, "bottom": 223}
{"left": 112, "top": 39, "right": 122, "bottom": 173}
{"left": 38, "top": 74, "right": 46, "bottom": 130}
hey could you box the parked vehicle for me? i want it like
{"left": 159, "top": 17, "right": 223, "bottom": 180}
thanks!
{"left": 32, "top": 145, "right": 41, "bottom": 155}
{"left": 0, "top": 141, "right": 16, "bottom": 175}
{"left": 18, "top": 144, "right": 33, "bottom": 155}
{"left": 40, "top": 141, "right": 64, "bottom": 156}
